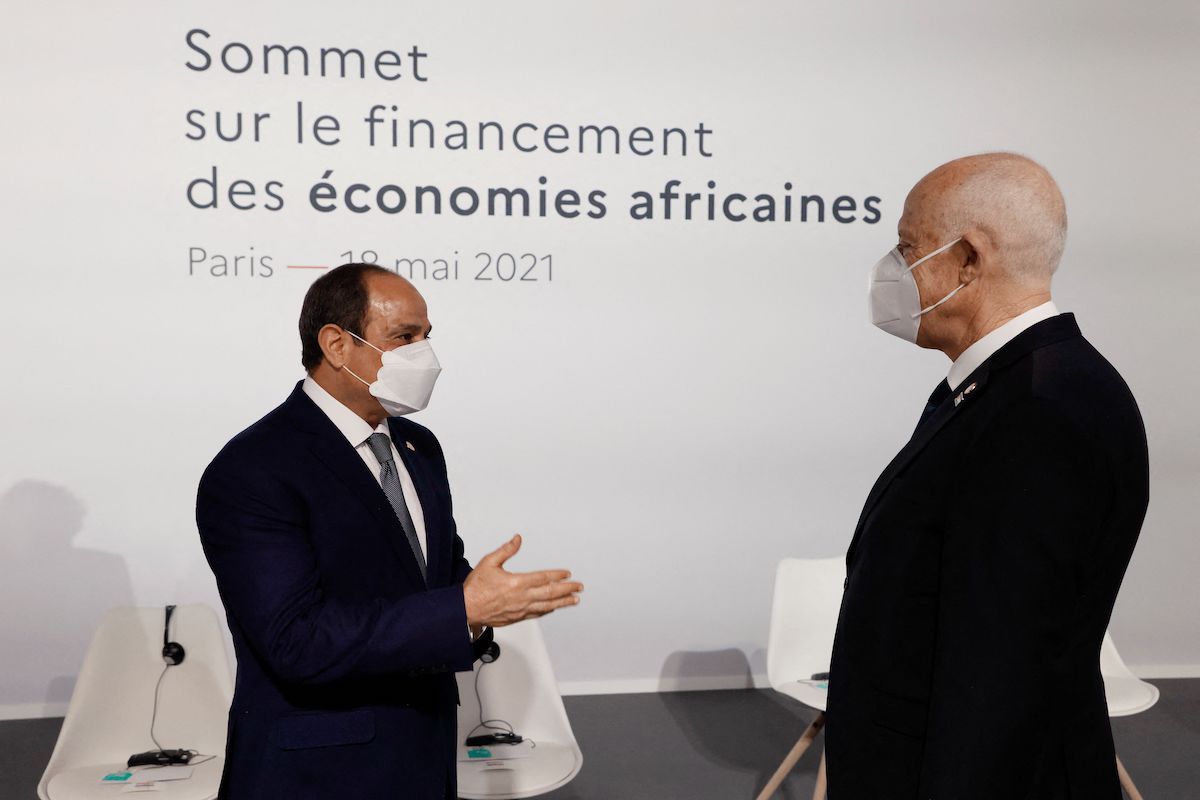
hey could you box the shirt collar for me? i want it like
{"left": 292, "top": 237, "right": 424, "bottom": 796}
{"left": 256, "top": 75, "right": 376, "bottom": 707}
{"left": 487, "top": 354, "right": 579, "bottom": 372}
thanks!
{"left": 947, "top": 301, "right": 1060, "bottom": 390}
{"left": 302, "top": 376, "right": 389, "bottom": 448}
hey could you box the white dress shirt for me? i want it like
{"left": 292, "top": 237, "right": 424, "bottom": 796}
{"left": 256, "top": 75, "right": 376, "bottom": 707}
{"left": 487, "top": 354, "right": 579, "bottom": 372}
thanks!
{"left": 947, "top": 301, "right": 1061, "bottom": 391}
{"left": 302, "top": 376, "right": 428, "bottom": 559}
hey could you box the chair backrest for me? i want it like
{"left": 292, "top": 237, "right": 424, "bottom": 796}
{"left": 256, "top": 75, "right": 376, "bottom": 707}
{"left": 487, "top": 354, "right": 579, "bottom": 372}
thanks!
{"left": 1099, "top": 630, "right": 1137, "bottom": 680}
{"left": 766, "top": 557, "right": 846, "bottom": 690}
{"left": 455, "top": 619, "right": 581, "bottom": 762}
{"left": 1099, "top": 629, "right": 1160, "bottom": 717}
{"left": 38, "top": 605, "right": 234, "bottom": 796}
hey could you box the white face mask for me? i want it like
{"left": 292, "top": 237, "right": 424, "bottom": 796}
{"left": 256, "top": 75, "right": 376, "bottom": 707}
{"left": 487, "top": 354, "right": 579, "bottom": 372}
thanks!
{"left": 868, "top": 237, "right": 965, "bottom": 343}
{"left": 343, "top": 332, "right": 442, "bottom": 416}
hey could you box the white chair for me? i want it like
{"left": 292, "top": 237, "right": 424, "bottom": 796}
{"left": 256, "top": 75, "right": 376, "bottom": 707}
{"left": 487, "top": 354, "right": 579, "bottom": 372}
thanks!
{"left": 1102, "top": 631, "right": 1158, "bottom": 800}
{"left": 756, "top": 562, "right": 1157, "bottom": 800}
{"left": 756, "top": 557, "right": 845, "bottom": 800}
{"left": 38, "top": 605, "right": 233, "bottom": 800}
{"left": 455, "top": 619, "right": 583, "bottom": 799}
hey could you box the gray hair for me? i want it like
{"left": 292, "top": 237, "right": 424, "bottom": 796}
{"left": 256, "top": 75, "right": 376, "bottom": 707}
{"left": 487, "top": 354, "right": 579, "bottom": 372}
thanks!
{"left": 929, "top": 153, "right": 1068, "bottom": 283}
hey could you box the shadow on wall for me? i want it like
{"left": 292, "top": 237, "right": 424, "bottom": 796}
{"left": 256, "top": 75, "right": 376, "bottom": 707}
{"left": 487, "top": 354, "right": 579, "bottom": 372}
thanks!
{"left": 658, "top": 648, "right": 758, "bottom": 692}
{"left": 658, "top": 650, "right": 820, "bottom": 799}
{"left": 180, "top": 547, "right": 239, "bottom": 680}
{"left": 0, "top": 479, "right": 135, "bottom": 713}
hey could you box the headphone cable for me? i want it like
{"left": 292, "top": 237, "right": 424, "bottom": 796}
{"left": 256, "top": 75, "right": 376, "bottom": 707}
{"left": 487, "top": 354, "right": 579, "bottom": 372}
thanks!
{"left": 149, "top": 663, "right": 169, "bottom": 751}
{"left": 467, "top": 662, "right": 515, "bottom": 739}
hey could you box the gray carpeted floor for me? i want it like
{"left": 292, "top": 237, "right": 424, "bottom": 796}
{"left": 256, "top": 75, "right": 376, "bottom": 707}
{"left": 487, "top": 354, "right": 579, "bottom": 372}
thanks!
{"left": 5, "top": 682, "right": 1198, "bottom": 799}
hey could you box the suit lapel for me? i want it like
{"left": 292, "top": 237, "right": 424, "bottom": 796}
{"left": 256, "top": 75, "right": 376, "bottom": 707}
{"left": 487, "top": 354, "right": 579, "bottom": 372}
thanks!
{"left": 844, "top": 313, "right": 1084, "bottom": 568}
{"left": 283, "top": 385, "right": 429, "bottom": 588}
{"left": 845, "top": 370, "right": 990, "bottom": 565}
{"left": 389, "top": 420, "right": 444, "bottom": 586}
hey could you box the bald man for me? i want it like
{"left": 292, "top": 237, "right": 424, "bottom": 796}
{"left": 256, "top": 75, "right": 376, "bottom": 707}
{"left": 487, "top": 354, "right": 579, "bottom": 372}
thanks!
{"left": 197, "top": 264, "right": 582, "bottom": 799}
{"left": 826, "top": 154, "right": 1148, "bottom": 799}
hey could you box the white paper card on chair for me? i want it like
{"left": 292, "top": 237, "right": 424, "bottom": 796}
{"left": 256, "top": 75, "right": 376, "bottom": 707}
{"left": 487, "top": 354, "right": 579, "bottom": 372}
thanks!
{"left": 102, "top": 766, "right": 194, "bottom": 783}
{"left": 457, "top": 740, "right": 537, "bottom": 762}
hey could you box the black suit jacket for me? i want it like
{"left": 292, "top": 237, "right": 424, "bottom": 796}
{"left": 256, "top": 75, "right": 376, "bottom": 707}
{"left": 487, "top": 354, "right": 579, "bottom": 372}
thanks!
{"left": 826, "top": 315, "right": 1148, "bottom": 799}
{"left": 196, "top": 383, "right": 492, "bottom": 800}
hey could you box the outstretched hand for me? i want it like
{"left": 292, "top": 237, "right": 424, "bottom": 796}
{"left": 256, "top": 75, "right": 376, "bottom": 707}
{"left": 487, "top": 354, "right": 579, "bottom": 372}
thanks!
{"left": 463, "top": 534, "right": 583, "bottom": 628}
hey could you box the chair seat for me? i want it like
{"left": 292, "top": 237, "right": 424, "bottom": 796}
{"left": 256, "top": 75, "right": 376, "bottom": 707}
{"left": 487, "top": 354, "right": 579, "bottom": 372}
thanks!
{"left": 774, "top": 680, "right": 829, "bottom": 712}
{"left": 457, "top": 741, "right": 582, "bottom": 799}
{"left": 1105, "top": 675, "right": 1160, "bottom": 717}
{"left": 46, "top": 758, "right": 223, "bottom": 799}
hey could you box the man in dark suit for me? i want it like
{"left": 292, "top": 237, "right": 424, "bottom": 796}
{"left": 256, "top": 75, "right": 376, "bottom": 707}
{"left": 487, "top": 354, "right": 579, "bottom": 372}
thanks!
{"left": 827, "top": 153, "right": 1149, "bottom": 799}
{"left": 197, "top": 264, "right": 583, "bottom": 799}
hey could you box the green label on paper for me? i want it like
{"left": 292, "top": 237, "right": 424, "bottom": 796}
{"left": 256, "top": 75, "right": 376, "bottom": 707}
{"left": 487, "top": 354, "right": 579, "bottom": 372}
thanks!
{"left": 467, "top": 748, "right": 493, "bottom": 759}
{"left": 102, "top": 771, "right": 133, "bottom": 782}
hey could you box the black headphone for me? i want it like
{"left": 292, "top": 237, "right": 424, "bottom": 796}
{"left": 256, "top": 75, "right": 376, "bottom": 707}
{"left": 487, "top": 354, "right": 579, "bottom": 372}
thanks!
{"left": 162, "top": 605, "right": 186, "bottom": 666}
{"left": 480, "top": 641, "right": 501, "bottom": 664}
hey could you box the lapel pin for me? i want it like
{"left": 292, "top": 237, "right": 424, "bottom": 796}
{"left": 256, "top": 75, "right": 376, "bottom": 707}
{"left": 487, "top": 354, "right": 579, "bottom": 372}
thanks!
{"left": 405, "top": 441, "right": 416, "bottom": 452}
{"left": 953, "top": 382, "right": 978, "bottom": 407}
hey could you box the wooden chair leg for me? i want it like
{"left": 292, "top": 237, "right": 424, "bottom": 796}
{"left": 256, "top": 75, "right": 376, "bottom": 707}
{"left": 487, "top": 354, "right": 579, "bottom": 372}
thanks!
{"left": 754, "top": 712, "right": 825, "bottom": 800}
{"left": 811, "top": 747, "right": 827, "bottom": 800}
{"left": 1116, "top": 754, "right": 1144, "bottom": 800}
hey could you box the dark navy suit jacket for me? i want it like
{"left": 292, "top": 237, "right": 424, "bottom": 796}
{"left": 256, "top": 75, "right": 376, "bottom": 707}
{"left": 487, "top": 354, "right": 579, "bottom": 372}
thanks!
{"left": 197, "top": 382, "right": 490, "bottom": 799}
{"left": 826, "top": 315, "right": 1149, "bottom": 799}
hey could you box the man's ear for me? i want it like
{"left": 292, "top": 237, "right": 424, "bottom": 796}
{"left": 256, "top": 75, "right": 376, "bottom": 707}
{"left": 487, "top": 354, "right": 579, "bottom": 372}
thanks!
{"left": 958, "top": 227, "right": 991, "bottom": 285}
{"left": 317, "top": 324, "right": 349, "bottom": 369}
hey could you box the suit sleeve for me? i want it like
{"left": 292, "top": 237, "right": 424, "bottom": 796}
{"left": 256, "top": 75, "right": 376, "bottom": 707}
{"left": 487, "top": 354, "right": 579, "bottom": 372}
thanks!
{"left": 419, "top": 428, "right": 475, "bottom": 587}
{"left": 918, "top": 398, "right": 1111, "bottom": 796}
{"left": 440, "top": 477, "right": 473, "bottom": 587}
{"left": 421, "top": 431, "right": 496, "bottom": 658}
{"left": 196, "top": 452, "right": 476, "bottom": 686}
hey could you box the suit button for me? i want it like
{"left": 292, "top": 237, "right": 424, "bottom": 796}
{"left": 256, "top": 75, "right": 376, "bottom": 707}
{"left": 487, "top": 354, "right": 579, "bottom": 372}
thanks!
{"left": 843, "top": 578, "right": 849, "bottom": 590}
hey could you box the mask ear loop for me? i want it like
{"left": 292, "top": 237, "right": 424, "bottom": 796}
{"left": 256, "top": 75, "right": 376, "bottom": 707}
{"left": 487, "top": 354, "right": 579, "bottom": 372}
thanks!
{"left": 341, "top": 329, "right": 384, "bottom": 387}
{"left": 912, "top": 282, "right": 967, "bottom": 318}
{"left": 904, "top": 237, "right": 963, "bottom": 274}
{"left": 346, "top": 330, "right": 385, "bottom": 354}
{"left": 904, "top": 237, "right": 967, "bottom": 319}
{"left": 342, "top": 364, "right": 372, "bottom": 388}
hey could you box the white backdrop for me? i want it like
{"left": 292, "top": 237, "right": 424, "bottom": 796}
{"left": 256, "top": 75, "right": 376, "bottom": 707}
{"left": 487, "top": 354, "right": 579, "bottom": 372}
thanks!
{"left": 2, "top": 0, "right": 1197, "bottom": 717}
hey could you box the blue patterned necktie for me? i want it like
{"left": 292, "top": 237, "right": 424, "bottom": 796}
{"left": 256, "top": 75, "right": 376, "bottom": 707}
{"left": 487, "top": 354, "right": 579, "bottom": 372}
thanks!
{"left": 365, "top": 432, "right": 427, "bottom": 582}
{"left": 914, "top": 379, "right": 952, "bottom": 435}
